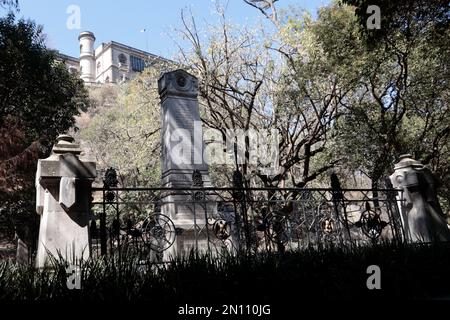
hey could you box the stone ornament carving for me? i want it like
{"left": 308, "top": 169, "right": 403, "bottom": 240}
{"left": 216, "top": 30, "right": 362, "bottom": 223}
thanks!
{"left": 51, "top": 134, "right": 82, "bottom": 154}
{"left": 192, "top": 169, "right": 203, "bottom": 187}
{"left": 158, "top": 69, "right": 199, "bottom": 99}
{"left": 103, "top": 167, "right": 119, "bottom": 188}
{"left": 389, "top": 154, "right": 450, "bottom": 242}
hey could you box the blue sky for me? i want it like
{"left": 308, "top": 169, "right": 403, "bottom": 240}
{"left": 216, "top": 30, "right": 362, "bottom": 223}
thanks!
{"left": 16, "top": 0, "right": 330, "bottom": 59}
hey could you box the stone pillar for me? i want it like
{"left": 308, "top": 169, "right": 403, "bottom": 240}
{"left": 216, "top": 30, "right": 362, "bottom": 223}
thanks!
{"left": 389, "top": 154, "right": 450, "bottom": 242}
{"left": 158, "top": 70, "right": 217, "bottom": 257}
{"left": 35, "top": 135, "right": 96, "bottom": 267}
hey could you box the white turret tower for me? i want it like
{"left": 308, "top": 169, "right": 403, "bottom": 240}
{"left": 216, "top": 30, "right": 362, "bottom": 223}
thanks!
{"left": 78, "top": 31, "right": 96, "bottom": 83}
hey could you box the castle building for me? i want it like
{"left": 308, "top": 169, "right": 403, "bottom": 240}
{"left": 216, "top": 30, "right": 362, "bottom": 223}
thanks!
{"left": 57, "top": 31, "right": 172, "bottom": 84}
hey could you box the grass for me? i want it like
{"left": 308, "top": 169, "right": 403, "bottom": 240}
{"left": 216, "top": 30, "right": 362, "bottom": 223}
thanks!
{"left": 0, "top": 242, "right": 450, "bottom": 301}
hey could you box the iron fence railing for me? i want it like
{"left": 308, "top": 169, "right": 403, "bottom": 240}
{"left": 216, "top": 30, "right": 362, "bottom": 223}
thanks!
{"left": 90, "top": 185, "right": 404, "bottom": 260}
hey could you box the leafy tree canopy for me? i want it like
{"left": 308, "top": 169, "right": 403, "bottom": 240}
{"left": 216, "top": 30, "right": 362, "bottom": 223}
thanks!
{"left": 0, "top": 13, "right": 90, "bottom": 241}
{"left": 77, "top": 64, "right": 172, "bottom": 187}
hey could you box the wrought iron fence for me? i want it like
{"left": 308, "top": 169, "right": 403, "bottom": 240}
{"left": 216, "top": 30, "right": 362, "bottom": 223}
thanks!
{"left": 89, "top": 171, "right": 404, "bottom": 260}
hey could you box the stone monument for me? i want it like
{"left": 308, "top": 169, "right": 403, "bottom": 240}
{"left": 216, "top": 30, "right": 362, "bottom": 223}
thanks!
{"left": 389, "top": 154, "right": 450, "bottom": 242}
{"left": 158, "top": 70, "right": 218, "bottom": 257}
{"left": 35, "top": 134, "right": 96, "bottom": 267}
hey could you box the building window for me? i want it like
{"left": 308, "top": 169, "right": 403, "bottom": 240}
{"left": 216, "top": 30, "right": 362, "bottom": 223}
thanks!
{"left": 118, "top": 53, "right": 127, "bottom": 65}
{"left": 130, "top": 55, "right": 145, "bottom": 72}
{"left": 97, "top": 61, "right": 101, "bottom": 70}
{"left": 68, "top": 67, "right": 77, "bottom": 75}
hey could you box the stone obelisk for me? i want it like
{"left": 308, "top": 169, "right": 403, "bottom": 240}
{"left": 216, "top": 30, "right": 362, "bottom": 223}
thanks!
{"left": 158, "top": 69, "right": 215, "bottom": 257}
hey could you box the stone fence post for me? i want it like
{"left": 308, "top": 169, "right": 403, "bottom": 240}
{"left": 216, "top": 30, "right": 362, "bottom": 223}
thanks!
{"left": 35, "top": 134, "right": 96, "bottom": 267}
{"left": 389, "top": 154, "right": 450, "bottom": 242}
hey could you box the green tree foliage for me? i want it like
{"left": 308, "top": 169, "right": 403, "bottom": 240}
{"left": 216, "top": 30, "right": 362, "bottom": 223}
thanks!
{"left": 78, "top": 65, "right": 171, "bottom": 187}
{"left": 0, "top": 13, "right": 90, "bottom": 243}
{"left": 341, "top": 0, "right": 449, "bottom": 45}
{"left": 177, "top": 9, "right": 273, "bottom": 187}
{"left": 335, "top": 0, "right": 450, "bottom": 203}
{"left": 275, "top": 2, "right": 450, "bottom": 188}
{"left": 178, "top": 5, "right": 344, "bottom": 191}
{"left": 271, "top": 7, "right": 352, "bottom": 189}
{"left": 244, "top": 0, "right": 449, "bottom": 209}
